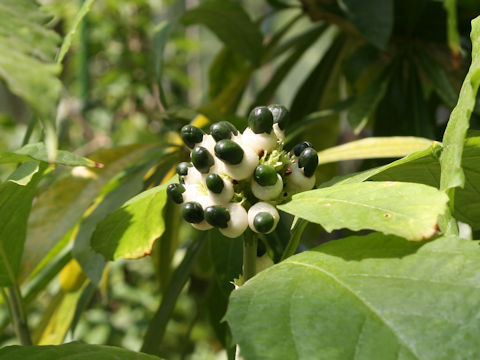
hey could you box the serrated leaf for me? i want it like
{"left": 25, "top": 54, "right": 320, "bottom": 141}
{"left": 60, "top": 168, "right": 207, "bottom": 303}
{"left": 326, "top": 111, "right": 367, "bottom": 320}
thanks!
{"left": 316, "top": 137, "right": 433, "bottom": 165}
{"left": 440, "top": 16, "right": 480, "bottom": 193}
{"left": 0, "top": 142, "right": 101, "bottom": 167}
{"left": 338, "top": 0, "right": 394, "bottom": 49}
{"left": 226, "top": 233, "right": 480, "bottom": 360}
{"left": 278, "top": 182, "right": 448, "bottom": 240}
{"left": 0, "top": 342, "right": 162, "bottom": 360}
{"left": 91, "top": 184, "right": 168, "bottom": 261}
{"left": 0, "top": 162, "right": 46, "bottom": 286}
{"left": 180, "top": 0, "right": 263, "bottom": 65}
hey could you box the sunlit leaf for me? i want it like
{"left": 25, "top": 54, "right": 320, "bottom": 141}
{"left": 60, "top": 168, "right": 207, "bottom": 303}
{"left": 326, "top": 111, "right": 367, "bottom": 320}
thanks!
{"left": 278, "top": 181, "right": 448, "bottom": 241}
{"left": 226, "top": 233, "right": 480, "bottom": 360}
{"left": 91, "top": 184, "right": 168, "bottom": 261}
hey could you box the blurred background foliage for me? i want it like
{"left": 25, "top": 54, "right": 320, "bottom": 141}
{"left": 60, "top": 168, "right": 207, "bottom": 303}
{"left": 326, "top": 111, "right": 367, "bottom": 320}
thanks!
{"left": 0, "top": 0, "right": 479, "bottom": 359}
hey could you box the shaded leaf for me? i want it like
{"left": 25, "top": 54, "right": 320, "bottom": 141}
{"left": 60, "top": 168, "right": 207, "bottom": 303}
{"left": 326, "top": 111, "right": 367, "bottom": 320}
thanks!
{"left": 0, "top": 142, "right": 101, "bottom": 167}
{"left": 153, "top": 20, "right": 174, "bottom": 109}
{"left": 338, "top": 0, "right": 394, "bottom": 49}
{"left": 180, "top": 0, "right": 263, "bottom": 65}
{"left": 278, "top": 181, "right": 448, "bottom": 240}
{"left": 226, "top": 233, "right": 480, "bottom": 360}
{"left": 0, "top": 342, "right": 162, "bottom": 360}
{"left": 91, "top": 184, "right": 168, "bottom": 261}
{"left": 316, "top": 137, "right": 433, "bottom": 165}
{"left": 0, "top": 163, "right": 46, "bottom": 286}
{"left": 440, "top": 16, "right": 480, "bottom": 193}
{"left": 347, "top": 69, "right": 391, "bottom": 132}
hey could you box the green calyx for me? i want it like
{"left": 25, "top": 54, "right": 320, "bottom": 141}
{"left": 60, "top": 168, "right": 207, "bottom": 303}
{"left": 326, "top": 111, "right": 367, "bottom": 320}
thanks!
{"left": 206, "top": 173, "right": 224, "bottom": 194}
{"left": 254, "top": 165, "right": 278, "bottom": 186}
{"left": 181, "top": 125, "right": 204, "bottom": 148}
{"left": 248, "top": 106, "right": 273, "bottom": 134}
{"left": 176, "top": 162, "right": 192, "bottom": 176}
{"left": 167, "top": 183, "right": 185, "bottom": 204}
{"left": 204, "top": 205, "right": 230, "bottom": 228}
{"left": 214, "top": 139, "right": 244, "bottom": 165}
{"left": 253, "top": 212, "right": 275, "bottom": 233}
{"left": 191, "top": 146, "right": 214, "bottom": 173}
{"left": 181, "top": 202, "right": 204, "bottom": 223}
{"left": 210, "top": 121, "right": 238, "bottom": 141}
{"left": 298, "top": 147, "right": 318, "bottom": 177}
{"left": 268, "top": 104, "right": 289, "bottom": 130}
{"left": 293, "top": 141, "right": 314, "bottom": 157}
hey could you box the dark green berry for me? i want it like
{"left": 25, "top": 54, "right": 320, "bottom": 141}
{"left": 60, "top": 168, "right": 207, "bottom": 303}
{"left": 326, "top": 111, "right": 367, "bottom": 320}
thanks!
{"left": 248, "top": 106, "right": 273, "bottom": 134}
{"left": 182, "top": 202, "right": 204, "bottom": 223}
{"left": 253, "top": 212, "right": 275, "bottom": 233}
{"left": 204, "top": 206, "right": 230, "bottom": 228}
{"left": 298, "top": 147, "right": 318, "bottom": 177}
{"left": 167, "top": 183, "right": 185, "bottom": 204}
{"left": 206, "top": 173, "right": 224, "bottom": 194}
{"left": 293, "top": 141, "right": 314, "bottom": 157}
{"left": 191, "top": 146, "right": 214, "bottom": 173}
{"left": 254, "top": 165, "right": 278, "bottom": 186}
{"left": 210, "top": 121, "right": 238, "bottom": 141}
{"left": 268, "top": 104, "right": 289, "bottom": 130}
{"left": 214, "top": 139, "right": 244, "bottom": 165}
{"left": 176, "top": 162, "right": 192, "bottom": 176}
{"left": 181, "top": 125, "right": 204, "bottom": 148}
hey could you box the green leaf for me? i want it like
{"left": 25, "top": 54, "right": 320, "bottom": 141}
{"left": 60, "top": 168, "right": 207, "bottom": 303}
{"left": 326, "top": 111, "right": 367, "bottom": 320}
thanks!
{"left": 56, "top": 0, "right": 96, "bottom": 64}
{"left": 347, "top": 70, "right": 391, "bottom": 132}
{"left": 444, "top": 0, "right": 461, "bottom": 59}
{"left": 0, "top": 143, "right": 101, "bottom": 167}
{"left": 417, "top": 50, "right": 458, "bottom": 108}
{"left": 252, "top": 25, "right": 327, "bottom": 108}
{"left": 440, "top": 16, "right": 480, "bottom": 194}
{"left": 338, "top": 0, "right": 394, "bottom": 49}
{"left": 342, "top": 44, "right": 380, "bottom": 84}
{"left": 322, "top": 137, "right": 480, "bottom": 230}
{"left": 278, "top": 181, "right": 448, "bottom": 241}
{"left": 0, "top": 163, "right": 46, "bottom": 286}
{"left": 0, "top": 342, "right": 162, "bottom": 360}
{"left": 91, "top": 184, "right": 168, "bottom": 261}
{"left": 0, "top": 0, "right": 62, "bottom": 160}
{"left": 290, "top": 33, "right": 345, "bottom": 121}
{"left": 226, "top": 233, "right": 480, "bottom": 360}
{"left": 153, "top": 20, "right": 174, "bottom": 109}
{"left": 180, "top": 0, "right": 263, "bottom": 66}
{"left": 316, "top": 137, "right": 433, "bottom": 165}
{"left": 20, "top": 144, "right": 157, "bottom": 281}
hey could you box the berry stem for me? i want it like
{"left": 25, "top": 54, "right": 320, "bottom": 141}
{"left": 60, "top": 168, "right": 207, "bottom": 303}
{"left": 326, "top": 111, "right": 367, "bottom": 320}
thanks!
{"left": 242, "top": 230, "right": 257, "bottom": 282}
{"left": 281, "top": 218, "right": 308, "bottom": 261}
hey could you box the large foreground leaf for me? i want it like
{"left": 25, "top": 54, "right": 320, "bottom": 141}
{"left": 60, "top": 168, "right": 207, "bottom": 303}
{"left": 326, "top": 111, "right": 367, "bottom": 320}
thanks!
{"left": 0, "top": 342, "right": 162, "bottom": 360}
{"left": 226, "top": 233, "right": 480, "bottom": 360}
{"left": 91, "top": 184, "right": 168, "bottom": 261}
{"left": 278, "top": 182, "right": 448, "bottom": 241}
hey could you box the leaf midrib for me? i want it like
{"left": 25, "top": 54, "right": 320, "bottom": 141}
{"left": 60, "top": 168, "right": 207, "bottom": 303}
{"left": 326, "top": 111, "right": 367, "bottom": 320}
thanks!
{"left": 287, "top": 260, "right": 421, "bottom": 360}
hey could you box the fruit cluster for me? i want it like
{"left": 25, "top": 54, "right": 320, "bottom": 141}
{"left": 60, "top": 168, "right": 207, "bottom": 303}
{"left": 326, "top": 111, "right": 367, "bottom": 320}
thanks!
{"left": 167, "top": 105, "right": 318, "bottom": 238}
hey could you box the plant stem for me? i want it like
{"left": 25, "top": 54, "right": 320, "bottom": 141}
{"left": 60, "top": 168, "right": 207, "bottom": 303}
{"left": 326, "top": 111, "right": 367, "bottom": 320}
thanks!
{"left": 243, "top": 230, "right": 257, "bottom": 282}
{"left": 2, "top": 285, "right": 32, "bottom": 345}
{"left": 281, "top": 218, "right": 308, "bottom": 261}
